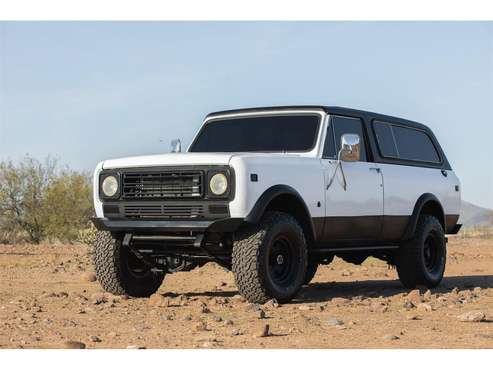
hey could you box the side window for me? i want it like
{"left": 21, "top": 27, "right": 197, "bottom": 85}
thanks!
{"left": 373, "top": 121, "right": 398, "bottom": 158}
{"left": 332, "top": 115, "right": 367, "bottom": 162}
{"left": 322, "top": 121, "right": 336, "bottom": 158}
{"left": 392, "top": 126, "right": 440, "bottom": 163}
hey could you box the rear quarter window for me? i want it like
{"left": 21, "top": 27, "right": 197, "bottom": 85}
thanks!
{"left": 372, "top": 121, "right": 440, "bottom": 164}
{"left": 392, "top": 125, "right": 440, "bottom": 163}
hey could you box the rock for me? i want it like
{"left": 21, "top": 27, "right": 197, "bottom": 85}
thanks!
{"left": 148, "top": 294, "right": 169, "bottom": 308}
{"left": 82, "top": 272, "right": 97, "bottom": 282}
{"left": 224, "top": 319, "right": 234, "bottom": 326}
{"left": 383, "top": 334, "right": 399, "bottom": 341}
{"left": 183, "top": 314, "right": 193, "bottom": 321}
{"left": 327, "top": 318, "right": 344, "bottom": 326}
{"left": 212, "top": 315, "right": 223, "bottom": 322}
{"left": 473, "top": 287, "right": 482, "bottom": 296}
{"left": 91, "top": 293, "right": 107, "bottom": 305}
{"left": 403, "top": 300, "right": 415, "bottom": 309}
{"left": 331, "top": 297, "right": 350, "bottom": 306}
{"left": 457, "top": 311, "right": 486, "bottom": 322}
{"left": 417, "top": 303, "right": 432, "bottom": 312}
{"left": 89, "top": 335, "right": 102, "bottom": 343}
{"left": 370, "top": 302, "right": 388, "bottom": 313}
{"left": 256, "top": 324, "right": 270, "bottom": 338}
{"left": 423, "top": 290, "right": 432, "bottom": 302}
{"left": 298, "top": 305, "right": 312, "bottom": 311}
{"left": 195, "top": 321, "right": 208, "bottom": 331}
{"left": 231, "top": 329, "right": 242, "bottom": 336}
{"left": 232, "top": 294, "right": 245, "bottom": 302}
{"left": 263, "top": 299, "right": 280, "bottom": 308}
{"left": 199, "top": 305, "right": 211, "bottom": 314}
{"left": 126, "top": 345, "right": 146, "bottom": 349}
{"left": 257, "top": 309, "right": 267, "bottom": 319}
{"left": 451, "top": 287, "right": 460, "bottom": 295}
{"left": 406, "top": 289, "right": 422, "bottom": 303}
{"left": 62, "top": 340, "right": 86, "bottom": 349}
{"left": 160, "top": 314, "right": 174, "bottom": 321}
{"left": 406, "top": 314, "right": 421, "bottom": 320}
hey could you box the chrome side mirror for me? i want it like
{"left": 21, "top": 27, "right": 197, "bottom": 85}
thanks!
{"left": 170, "top": 139, "right": 182, "bottom": 153}
{"left": 339, "top": 134, "right": 360, "bottom": 162}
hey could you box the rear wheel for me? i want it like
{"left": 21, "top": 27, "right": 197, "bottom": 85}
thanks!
{"left": 232, "top": 212, "right": 308, "bottom": 303}
{"left": 396, "top": 215, "right": 446, "bottom": 289}
{"left": 93, "top": 231, "right": 165, "bottom": 297}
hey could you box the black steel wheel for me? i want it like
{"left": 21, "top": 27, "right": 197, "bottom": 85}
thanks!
{"left": 232, "top": 211, "right": 308, "bottom": 303}
{"left": 396, "top": 215, "right": 446, "bottom": 289}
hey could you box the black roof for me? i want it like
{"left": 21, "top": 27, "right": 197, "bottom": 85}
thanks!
{"left": 206, "top": 105, "right": 430, "bottom": 131}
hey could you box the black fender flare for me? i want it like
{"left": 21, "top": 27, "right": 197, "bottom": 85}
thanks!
{"left": 245, "top": 184, "right": 316, "bottom": 242}
{"left": 403, "top": 193, "right": 445, "bottom": 240}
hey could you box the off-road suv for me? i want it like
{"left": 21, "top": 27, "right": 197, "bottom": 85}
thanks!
{"left": 92, "top": 106, "right": 461, "bottom": 303}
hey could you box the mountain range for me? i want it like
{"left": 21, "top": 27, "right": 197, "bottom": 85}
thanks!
{"left": 458, "top": 200, "right": 492, "bottom": 227}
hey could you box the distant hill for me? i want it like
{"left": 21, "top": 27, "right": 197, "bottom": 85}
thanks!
{"left": 459, "top": 200, "right": 492, "bottom": 227}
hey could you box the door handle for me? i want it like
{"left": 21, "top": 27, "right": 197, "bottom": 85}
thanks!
{"left": 369, "top": 167, "right": 381, "bottom": 173}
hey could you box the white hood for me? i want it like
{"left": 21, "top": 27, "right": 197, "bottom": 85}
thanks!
{"left": 102, "top": 153, "right": 235, "bottom": 169}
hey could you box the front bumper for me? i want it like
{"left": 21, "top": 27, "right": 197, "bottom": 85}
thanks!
{"left": 91, "top": 217, "right": 244, "bottom": 233}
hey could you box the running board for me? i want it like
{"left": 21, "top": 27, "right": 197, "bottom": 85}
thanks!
{"left": 313, "top": 245, "right": 399, "bottom": 253}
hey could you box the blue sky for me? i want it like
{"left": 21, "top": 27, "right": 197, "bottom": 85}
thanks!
{"left": 0, "top": 22, "right": 492, "bottom": 208}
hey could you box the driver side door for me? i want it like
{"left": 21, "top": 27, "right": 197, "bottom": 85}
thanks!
{"left": 320, "top": 115, "right": 384, "bottom": 242}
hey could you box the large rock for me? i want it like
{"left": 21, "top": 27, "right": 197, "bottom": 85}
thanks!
{"left": 327, "top": 318, "right": 344, "bottom": 326}
{"left": 148, "top": 294, "right": 169, "bottom": 308}
{"left": 457, "top": 311, "right": 486, "bottom": 322}
{"left": 406, "top": 289, "right": 422, "bottom": 303}
{"left": 62, "top": 340, "right": 86, "bottom": 349}
{"left": 82, "top": 272, "right": 97, "bottom": 282}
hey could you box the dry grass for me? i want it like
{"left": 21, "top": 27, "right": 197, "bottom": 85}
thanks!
{"left": 457, "top": 226, "right": 493, "bottom": 239}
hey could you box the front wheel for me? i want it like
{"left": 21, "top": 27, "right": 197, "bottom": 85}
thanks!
{"left": 396, "top": 215, "right": 446, "bottom": 289}
{"left": 232, "top": 212, "right": 308, "bottom": 303}
{"left": 93, "top": 231, "right": 165, "bottom": 297}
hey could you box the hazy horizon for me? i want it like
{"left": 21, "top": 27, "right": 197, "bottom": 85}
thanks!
{"left": 1, "top": 21, "right": 492, "bottom": 208}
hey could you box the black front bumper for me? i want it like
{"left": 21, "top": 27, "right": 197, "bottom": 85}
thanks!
{"left": 92, "top": 217, "right": 244, "bottom": 233}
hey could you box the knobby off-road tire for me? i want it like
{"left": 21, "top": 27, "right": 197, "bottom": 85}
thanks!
{"left": 303, "top": 263, "right": 318, "bottom": 285}
{"left": 232, "top": 211, "right": 308, "bottom": 303}
{"left": 396, "top": 215, "right": 446, "bottom": 289}
{"left": 93, "top": 231, "right": 165, "bottom": 297}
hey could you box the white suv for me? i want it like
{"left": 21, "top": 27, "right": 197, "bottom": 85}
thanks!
{"left": 92, "top": 106, "right": 461, "bottom": 303}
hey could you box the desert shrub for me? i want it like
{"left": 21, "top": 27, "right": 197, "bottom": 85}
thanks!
{"left": 76, "top": 224, "right": 98, "bottom": 245}
{"left": 0, "top": 156, "right": 93, "bottom": 244}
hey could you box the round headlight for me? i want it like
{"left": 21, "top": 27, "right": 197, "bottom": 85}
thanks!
{"left": 102, "top": 175, "right": 119, "bottom": 197}
{"left": 209, "top": 173, "right": 228, "bottom": 196}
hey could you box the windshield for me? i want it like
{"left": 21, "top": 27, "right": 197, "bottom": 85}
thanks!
{"left": 189, "top": 114, "right": 321, "bottom": 153}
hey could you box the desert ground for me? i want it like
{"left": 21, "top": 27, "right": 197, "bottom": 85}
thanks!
{"left": 1, "top": 236, "right": 492, "bottom": 349}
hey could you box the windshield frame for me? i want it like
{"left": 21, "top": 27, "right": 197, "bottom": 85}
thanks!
{"left": 188, "top": 109, "right": 326, "bottom": 155}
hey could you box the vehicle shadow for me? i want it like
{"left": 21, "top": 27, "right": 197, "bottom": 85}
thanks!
{"left": 296, "top": 274, "right": 493, "bottom": 303}
{"left": 161, "top": 274, "right": 493, "bottom": 304}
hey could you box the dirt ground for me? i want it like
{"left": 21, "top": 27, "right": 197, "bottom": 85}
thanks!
{"left": 1, "top": 236, "right": 492, "bottom": 349}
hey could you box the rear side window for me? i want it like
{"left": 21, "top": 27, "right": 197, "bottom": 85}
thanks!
{"left": 392, "top": 126, "right": 440, "bottom": 163}
{"left": 372, "top": 121, "right": 440, "bottom": 163}
{"left": 331, "top": 115, "right": 367, "bottom": 162}
{"left": 373, "top": 121, "right": 398, "bottom": 158}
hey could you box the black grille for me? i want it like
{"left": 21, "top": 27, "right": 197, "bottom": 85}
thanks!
{"left": 122, "top": 171, "right": 203, "bottom": 199}
{"left": 123, "top": 204, "right": 205, "bottom": 219}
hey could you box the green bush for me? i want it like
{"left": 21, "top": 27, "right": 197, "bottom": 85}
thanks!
{"left": 0, "top": 156, "right": 94, "bottom": 244}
